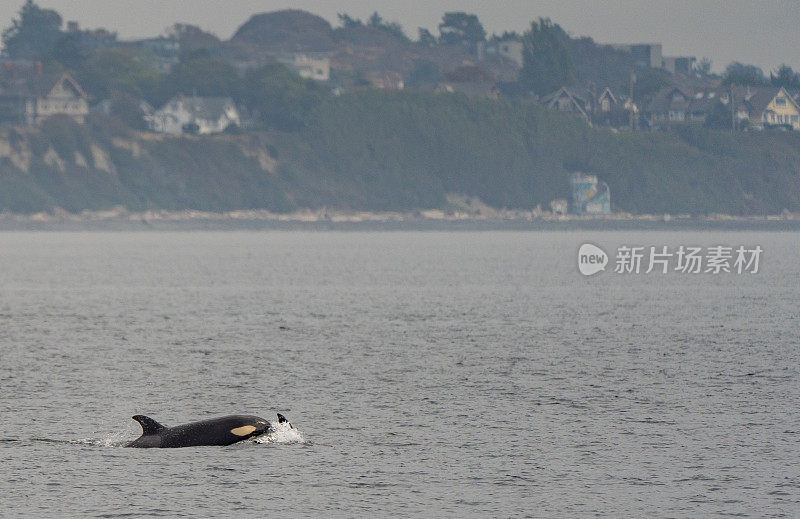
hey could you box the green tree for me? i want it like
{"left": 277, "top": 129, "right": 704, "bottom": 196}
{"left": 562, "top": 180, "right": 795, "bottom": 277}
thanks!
{"left": 408, "top": 60, "right": 441, "bottom": 87}
{"left": 633, "top": 69, "right": 672, "bottom": 102}
{"left": 368, "top": 12, "right": 383, "bottom": 28}
{"left": 705, "top": 101, "right": 732, "bottom": 130}
{"left": 381, "top": 21, "right": 406, "bottom": 40}
{"left": 48, "top": 32, "right": 87, "bottom": 70}
{"left": 498, "top": 31, "right": 521, "bottom": 41}
{"left": 108, "top": 91, "right": 149, "bottom": 130}
{"left": 722, "top": 62, "right": 767, "bottom": 86}
{"left": 167, "top": 23, "right": 221, "bottom": 53}
{"left": 365, "top": 11, "right": 407, "bottom": 40}
{"left": 418, "top": 28, "right": 436, "bottom": 47}
{"left": 438, "top": 12, "right": 486, "bottom": 45}
{"left": 77, "top": 49, "right": 161, "bottom": 101}
{"left": 239, "top": 63, "right": 329, "bottom": 131}
{"left": 1, "top": 0, "right": 63, "bottom": 59}
{"left": 770, "top": 64, "right": 800, "bottom": 90}
{"left": 337, "top": 13, "right": 363, "bottom": 28}
{"left": 519, "top": 18, "right": 574, "bottom": 96}
{"left": 167, "top": 50, "right": 239, "bottom": 98}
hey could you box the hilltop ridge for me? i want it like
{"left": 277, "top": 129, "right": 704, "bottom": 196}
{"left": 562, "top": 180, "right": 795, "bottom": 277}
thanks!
{"left": 231, "top": 10, "right": 335, "bottom": 52}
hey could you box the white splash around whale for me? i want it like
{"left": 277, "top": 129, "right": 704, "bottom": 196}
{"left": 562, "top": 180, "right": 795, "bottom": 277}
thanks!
{"left": 255, "top": 421, "right": 307, "bottom": 444}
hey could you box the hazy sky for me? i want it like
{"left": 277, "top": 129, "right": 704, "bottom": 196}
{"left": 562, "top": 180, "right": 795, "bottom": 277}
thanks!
{"left": 1, "top": 1, "right": 798, "bottom": 73}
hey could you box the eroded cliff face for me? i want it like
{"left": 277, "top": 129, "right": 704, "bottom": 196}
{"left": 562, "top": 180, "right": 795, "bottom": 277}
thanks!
{"left": 0, "top": 129, "right": 32, "bottom": 172}
{"left": 0, "top": 125, "right": 288, "bottom": 214}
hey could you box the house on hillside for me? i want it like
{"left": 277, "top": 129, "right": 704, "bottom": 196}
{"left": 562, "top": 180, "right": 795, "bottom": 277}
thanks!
{"left": 276, "top": 53, "right": 331, "bottom": 81}
{"left": 434, "top": 64, "right": 498, "bottom": 97}
{"left": 651, "top": 87, "right": 724, "bottom": 127}
{"left": 0, "top": 71, "right": 89, "bottom": 126}
{"left": 477, "top": 38, "right": 524, "bottom": 67}
{"left": 146, "top": 95, "right": 241, "bottom": 134}
{"left": 645, "top": 86, "right": 695, "bottom": 128}
{"left": 540, "top": 87, "right": 592, "bottom": 121}
{"left": 540, "top": 86, "right": 622, "bottom": 122}
{"left": 596, "top": 87, "right": 619, "bottom": 113}
{"left": 646, "top": 85, "right": 800, "bottom": 130}
{"left": 733, "top": 86, "right": 800, "bottom": 130}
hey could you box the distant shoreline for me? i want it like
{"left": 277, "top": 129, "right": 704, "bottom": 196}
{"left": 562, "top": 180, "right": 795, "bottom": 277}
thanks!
{"left": 0, "top": 208, "right": 798, "bottom": 231}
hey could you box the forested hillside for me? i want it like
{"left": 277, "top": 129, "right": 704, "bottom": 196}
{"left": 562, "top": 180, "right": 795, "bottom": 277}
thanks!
{"left": 1, "top": 91, "right": 799, "bottom": 215}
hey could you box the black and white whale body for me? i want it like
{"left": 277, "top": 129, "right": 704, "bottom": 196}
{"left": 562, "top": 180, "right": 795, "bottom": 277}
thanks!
{"left": 126, "top": 413, "right": 290, "bottom": 448}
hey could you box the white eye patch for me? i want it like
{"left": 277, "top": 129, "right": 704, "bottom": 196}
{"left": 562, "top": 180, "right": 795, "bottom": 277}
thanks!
{"left": 230, "top": 425, "right": 257, "bottom": 436}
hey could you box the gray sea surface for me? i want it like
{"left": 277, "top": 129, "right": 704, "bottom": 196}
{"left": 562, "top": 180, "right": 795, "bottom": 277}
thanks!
{"left": 0, "top": 231, "right": 797, "bottom": 517}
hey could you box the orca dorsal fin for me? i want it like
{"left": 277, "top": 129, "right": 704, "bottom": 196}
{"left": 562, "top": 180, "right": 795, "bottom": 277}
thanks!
{"left": 276, "top": 413, "right": 292, "bottom": 428}
{"left": 132, "top": 415, "right": 167, "bottom": 435}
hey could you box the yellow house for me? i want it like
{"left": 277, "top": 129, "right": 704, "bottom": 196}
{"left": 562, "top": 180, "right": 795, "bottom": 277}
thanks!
{"left": 734, "top": 86, "right": 800, "bottom": 130}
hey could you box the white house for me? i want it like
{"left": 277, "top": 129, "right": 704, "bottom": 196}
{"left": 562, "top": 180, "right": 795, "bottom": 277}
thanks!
{"left": 147, "top": 95, "right": 240, "bottom": 135}
{"left": 477, "top": 39, "right": 524, "bottom": 67}
{"left": 276, "top": 53, "right": 330, "bottom": 81}
{"left": 0, "top": 71, "right": 89, "bottom": 126}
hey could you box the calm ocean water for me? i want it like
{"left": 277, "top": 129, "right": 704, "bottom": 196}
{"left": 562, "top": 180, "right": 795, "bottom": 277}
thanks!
{"left": 0, "top": 231, "right": 797, "bottom": 517}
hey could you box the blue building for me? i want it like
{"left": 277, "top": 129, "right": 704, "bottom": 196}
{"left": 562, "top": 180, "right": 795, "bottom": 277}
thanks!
{"left": 570, "top": 173, "right": 611, "bottom": 214}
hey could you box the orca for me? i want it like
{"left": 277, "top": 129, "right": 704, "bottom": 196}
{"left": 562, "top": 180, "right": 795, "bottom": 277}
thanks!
{"left": 125, "top": 413, "right": 290, "bottom": 448}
